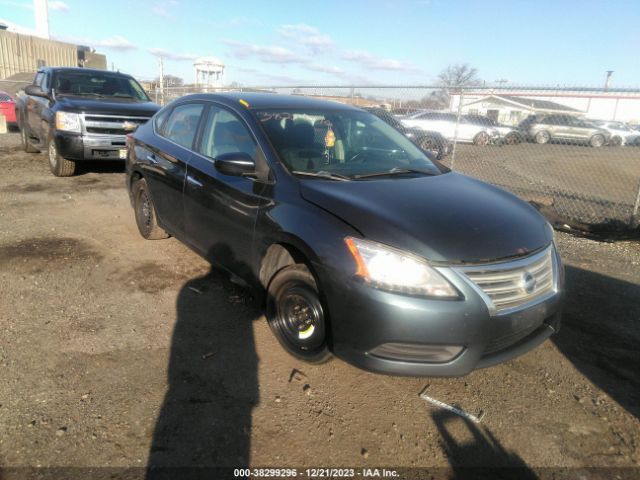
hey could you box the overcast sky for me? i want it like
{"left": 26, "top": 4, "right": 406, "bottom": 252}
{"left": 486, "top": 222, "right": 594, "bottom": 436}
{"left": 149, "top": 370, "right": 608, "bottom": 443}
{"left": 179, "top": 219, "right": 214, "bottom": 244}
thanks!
{"left": 1, "top": 0, "right": 639, "bottom": 87}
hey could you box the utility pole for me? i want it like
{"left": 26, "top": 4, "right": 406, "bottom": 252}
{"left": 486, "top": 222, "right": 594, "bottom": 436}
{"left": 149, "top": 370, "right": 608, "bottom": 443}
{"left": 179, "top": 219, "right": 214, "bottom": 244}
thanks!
{"left": 159, "top": 56, "right": 165, "bottom": 105}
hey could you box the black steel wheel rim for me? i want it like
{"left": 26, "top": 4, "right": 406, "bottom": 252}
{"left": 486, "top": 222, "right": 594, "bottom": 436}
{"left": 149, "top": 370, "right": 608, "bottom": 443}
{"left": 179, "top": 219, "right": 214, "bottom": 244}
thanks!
{"left": 136, "top": 189, "right": 152, "bottom": 232}
{"left": 275, "top": 284, "right": 325, "bottom": 351}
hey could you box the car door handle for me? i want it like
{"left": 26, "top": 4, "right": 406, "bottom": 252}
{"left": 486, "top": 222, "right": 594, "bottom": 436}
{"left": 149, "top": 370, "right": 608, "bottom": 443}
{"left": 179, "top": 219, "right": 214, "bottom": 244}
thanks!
{"left": 146, "top": 154, "right": 158, "bottom": 163}
{"left": 186, "top": 175, "right": 203, "bottom": 188}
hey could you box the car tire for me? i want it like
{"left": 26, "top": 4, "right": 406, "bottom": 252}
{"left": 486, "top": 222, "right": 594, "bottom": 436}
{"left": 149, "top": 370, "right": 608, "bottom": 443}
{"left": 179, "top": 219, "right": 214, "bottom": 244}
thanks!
{"left": 473, "top": 132, "right": 490, "bottom": 146}
{"left": 534, "top": 131, "right": 550, "bottom": 144}
{"left": 266, "top": 264, "right": 332, "bottom": 364}
{"left": 418, "top": 136, "right": 443, "bottom": 159}
{"left": 608, "top": 136, "right": 622, "bottom": 147}
{"left": 48, "top": 134, "right": 76, "bottom": 177}
{"left": 504, "top": 132, "right": 521, "bottom": 145}
{"left": 590, "top": 134, "right": 605, "bottom": 148}
{"left": 131, "top": 178, "right": 170, "bottom": 240}
{"left": 21, "top": 122, "right": 39, "bottom": 153}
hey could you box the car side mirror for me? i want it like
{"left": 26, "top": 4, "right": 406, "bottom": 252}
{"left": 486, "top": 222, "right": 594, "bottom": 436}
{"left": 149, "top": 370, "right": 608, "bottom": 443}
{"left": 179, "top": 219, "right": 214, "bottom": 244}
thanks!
{"left": 25, "top": 85, "right": 49, "bottom": 99}
{"left": 214, "top": 152, "right": 256, "bottom": 177}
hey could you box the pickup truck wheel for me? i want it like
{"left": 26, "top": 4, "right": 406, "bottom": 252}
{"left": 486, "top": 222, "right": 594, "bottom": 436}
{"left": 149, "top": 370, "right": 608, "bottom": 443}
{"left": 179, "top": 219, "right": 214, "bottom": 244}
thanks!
{"left": 266, "top": 264, "right": 332, "bottom": 364}
{"left": 21, "top": 124, "right": 39, "bottom": 153}
{"left": 132, "top": 178, "right": 169, "bottom": 240}
{"left": 48, "top": 136, "right": 76, "bottom": 177}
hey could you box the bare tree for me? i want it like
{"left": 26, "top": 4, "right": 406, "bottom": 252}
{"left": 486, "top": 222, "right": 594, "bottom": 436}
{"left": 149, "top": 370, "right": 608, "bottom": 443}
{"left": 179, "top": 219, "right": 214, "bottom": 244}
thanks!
{"left": 434, "top": 64, "right": 482, "bottom": 108}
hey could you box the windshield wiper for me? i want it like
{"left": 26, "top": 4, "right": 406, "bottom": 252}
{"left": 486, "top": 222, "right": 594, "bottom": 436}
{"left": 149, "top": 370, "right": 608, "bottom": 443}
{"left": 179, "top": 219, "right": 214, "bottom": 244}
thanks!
{"left": 291, "top": 170, "right": 351, "bottom": 181}
{"left": 353, "top": 167, "right": 438, "bottom": 179}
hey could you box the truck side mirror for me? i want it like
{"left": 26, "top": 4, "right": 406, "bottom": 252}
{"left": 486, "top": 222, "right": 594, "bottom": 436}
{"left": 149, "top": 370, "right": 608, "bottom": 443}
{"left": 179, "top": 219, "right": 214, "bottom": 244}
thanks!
{"left": 25, "top": 85, "right": 49, "bottom": 99}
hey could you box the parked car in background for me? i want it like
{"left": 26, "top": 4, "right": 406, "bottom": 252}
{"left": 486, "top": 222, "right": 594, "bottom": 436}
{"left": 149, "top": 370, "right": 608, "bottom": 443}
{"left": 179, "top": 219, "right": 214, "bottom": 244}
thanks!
{"left": 464, "top": 115, "right": 523, "bottom": 145}
{"left": 0, "top": 90, "right": 17, "bottom": 130}
{"left": 365, "top": 107, "right": 452, "bottom": 159}
{"left": 591, "top": 120, "right": 640, "bottom": 146}
{"left": 126, "top": 92, "right": 564, "bottom": 376}
{"left": 401, "top": 111, "right": 499, "bottom": 145}
{"left": 16, "top": 67, "right": 159, "bottom": 176}
{"left": 519, "top": 114, "right": 610, "bottom": 147}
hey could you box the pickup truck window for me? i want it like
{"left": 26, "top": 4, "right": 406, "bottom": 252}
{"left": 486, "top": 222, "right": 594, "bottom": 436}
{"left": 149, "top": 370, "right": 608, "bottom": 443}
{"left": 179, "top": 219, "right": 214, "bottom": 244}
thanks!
{"left": 52, "top": 72, "right": 149, "bottom": 101}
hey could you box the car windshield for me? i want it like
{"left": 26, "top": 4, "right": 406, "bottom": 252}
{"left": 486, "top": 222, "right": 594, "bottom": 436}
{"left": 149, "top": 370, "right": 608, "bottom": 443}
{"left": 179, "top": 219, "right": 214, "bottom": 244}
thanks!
{"left": 609, "top": 122, "right": 632, "bottom": 131}
{"left": 256, "top": 108, "right": 442, "bottom": 179}
{"left": 53, "top": 72, "right": 149, "bottom": 101}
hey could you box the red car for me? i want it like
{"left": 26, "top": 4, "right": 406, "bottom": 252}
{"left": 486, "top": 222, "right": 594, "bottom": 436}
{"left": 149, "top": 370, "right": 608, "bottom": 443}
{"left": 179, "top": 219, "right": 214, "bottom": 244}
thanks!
{"left": 0, "top": 91, "right": 17, "bottom": 129}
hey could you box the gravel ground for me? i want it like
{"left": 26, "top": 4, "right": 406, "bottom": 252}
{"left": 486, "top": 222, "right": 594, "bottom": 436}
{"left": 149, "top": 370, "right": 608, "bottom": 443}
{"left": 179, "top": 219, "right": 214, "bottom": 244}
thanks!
{"left": 0, "top": 132, "right": 639, "bottom": 479}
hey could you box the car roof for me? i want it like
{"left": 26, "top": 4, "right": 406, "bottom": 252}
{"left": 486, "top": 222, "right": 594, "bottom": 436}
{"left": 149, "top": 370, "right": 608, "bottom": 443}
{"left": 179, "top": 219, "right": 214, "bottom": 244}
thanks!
{"left": 175, "top": 92, "right": 362, "bottom": 111}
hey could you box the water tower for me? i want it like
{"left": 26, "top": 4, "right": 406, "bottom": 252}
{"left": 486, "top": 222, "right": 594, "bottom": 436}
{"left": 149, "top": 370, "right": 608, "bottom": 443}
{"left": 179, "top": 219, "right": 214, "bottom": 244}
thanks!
{"left": 193, "top": 57, "right": 224, "bottom": 87}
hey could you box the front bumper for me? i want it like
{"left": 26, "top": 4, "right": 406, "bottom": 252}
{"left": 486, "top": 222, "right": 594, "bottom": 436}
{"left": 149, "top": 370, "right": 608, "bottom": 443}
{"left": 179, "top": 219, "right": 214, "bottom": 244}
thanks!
{"left": 54, "top": 131, "right": 128, "bottom": 161}
{"left": 316, "top": 250, "right": 564, "bottom": 377}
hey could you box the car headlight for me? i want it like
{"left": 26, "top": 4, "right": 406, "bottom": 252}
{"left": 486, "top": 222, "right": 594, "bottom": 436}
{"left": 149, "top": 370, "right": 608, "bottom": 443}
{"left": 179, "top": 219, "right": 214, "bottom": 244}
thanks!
{"left": 55, "top": 111, "right": 81, "bottom": 133}
{"left": 344, "top": 237, "right": 458, "bottom": 298}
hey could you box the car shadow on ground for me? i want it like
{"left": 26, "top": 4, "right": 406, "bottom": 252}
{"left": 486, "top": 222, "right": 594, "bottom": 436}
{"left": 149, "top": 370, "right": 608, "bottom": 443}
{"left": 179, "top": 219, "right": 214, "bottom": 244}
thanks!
{"left": 552, "top": 265, "right": 640, "bottom": 420}
{"left": 432, "top": 409, "right": 537, "bottom": 479}
{"left": 146, "top": 263, "right": 262, "bottom": 479}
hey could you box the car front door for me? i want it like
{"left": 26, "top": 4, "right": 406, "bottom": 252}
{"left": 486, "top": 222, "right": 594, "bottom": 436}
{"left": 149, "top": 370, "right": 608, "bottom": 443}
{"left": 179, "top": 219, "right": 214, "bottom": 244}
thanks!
{"left": 143, "top": 101, "right": 205, "bottom": 236}
{"left": 184, "top": 103, "right": 269, "bottom": 278}
{"left": 27, "top": 72, "right": 46, "bottom": 140}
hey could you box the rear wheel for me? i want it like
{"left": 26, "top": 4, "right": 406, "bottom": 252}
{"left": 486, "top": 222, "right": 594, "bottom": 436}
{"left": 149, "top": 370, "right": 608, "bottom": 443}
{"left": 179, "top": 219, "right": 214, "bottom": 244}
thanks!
{"left": 590, "top": 134, "right": 605, "bottom": 148}
{"left": 20, "top": 121, "right": 39, "bottom": 153}
{"left": 48, "top": 134, "right": 76, "bottom": 177}
{"left": 535, "top": 131, "right": 550, "bottom": 144}
{"left": 132, "top": 178, "right": 169, "bottom": 240}
{"left": 266, "top": 264, "right": 332, "bottom": 363}
{"left": 473, "top": 132, "right": 490, "bottom": 146}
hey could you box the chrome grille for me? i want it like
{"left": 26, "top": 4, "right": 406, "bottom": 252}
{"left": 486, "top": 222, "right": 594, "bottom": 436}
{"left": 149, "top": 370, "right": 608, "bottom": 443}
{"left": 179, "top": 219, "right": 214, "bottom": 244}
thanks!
{"left": 456, "top": 246, "right": 556, "bottom": 314}
{"left": 82, "top": 114, "right": 150, "bottom": 136}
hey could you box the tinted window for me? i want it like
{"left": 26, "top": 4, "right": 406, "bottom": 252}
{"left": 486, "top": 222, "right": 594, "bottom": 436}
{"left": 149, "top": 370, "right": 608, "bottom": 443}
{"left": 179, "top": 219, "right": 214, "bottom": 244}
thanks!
{"left": 34, "top": 73, "right": 44, "bottom": 88}
{"left": 153, "top": 107, "right": 171, "bottom": 134}
{"left": 53, "top": 71, "right": 149, "bottom": 101}
{"left": 163, "top": 103, "right": 205, "bottom": 149}
{"left": 199, "top": 106, "right": 257, "bottom": 160}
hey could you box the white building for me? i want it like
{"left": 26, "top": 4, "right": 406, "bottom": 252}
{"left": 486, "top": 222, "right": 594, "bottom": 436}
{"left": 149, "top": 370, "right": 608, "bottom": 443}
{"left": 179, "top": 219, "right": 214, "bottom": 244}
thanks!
{"left": 450, "top": 88, "right": 640, "bottom": 125}
{"left": 193, "top": 57, "right": 224, "bottom": 87}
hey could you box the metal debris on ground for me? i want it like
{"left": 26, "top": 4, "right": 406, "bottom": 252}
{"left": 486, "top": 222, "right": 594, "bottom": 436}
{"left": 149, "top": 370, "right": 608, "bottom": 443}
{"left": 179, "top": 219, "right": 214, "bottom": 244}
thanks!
{"left": 419, "top": 385, "right": 485, "bottom": 424}
{"left": 188, "top": 286, "right": 203, "bottom": 295}
{"left": 201, "top": 352, "right": 216, "bottom": 360}
{"left": 288, "top": 368, "right": 307, "bottom": 383}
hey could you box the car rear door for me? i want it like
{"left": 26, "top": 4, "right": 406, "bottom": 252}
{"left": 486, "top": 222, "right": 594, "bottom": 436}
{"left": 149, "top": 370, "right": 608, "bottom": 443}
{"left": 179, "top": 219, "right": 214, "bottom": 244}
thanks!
{"left": 184, "top": 103, "right": 269, "bottom": 276}
{"left": 142, "top": 101, "right": 205, "bottom": 235}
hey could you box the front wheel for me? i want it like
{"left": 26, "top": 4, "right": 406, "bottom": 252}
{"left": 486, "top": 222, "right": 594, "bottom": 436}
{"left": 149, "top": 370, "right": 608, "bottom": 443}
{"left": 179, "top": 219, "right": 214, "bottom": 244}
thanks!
{"left": 608, "top": 136, "right": 622, "bottom": 147}
{"left": 266, "top": 264, "right": 332, "bottom": 363}
{"left": 590, "top": 134, "right": 605, "bottom": 148}
{"left": 418, "top": 136, "right": 443, "bottom": 159}
{"left": 504, "top": 132, "right": 521, "bottom": 145}
{"left": 48, "top": 134, "right": 76, "bottom": 176}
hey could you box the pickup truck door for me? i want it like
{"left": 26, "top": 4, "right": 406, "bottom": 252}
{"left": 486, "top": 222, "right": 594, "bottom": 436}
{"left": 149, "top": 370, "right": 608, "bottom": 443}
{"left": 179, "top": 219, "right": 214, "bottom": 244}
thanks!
{"left": 26, "top": 72, "right": 47, "bottom": 141}
{"left": 184, "top": 104, "right": 268, "bottom": 276}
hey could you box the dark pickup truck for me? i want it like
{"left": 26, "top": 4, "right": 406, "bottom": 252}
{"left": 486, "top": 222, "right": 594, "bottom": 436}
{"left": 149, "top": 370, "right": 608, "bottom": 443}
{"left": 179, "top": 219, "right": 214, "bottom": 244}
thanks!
{"left": 16, "top": 67, "right": 160, "bottom": 176}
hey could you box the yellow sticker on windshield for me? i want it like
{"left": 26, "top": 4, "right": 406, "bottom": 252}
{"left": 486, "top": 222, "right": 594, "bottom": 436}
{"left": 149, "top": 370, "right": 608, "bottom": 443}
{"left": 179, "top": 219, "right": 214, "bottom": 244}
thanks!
{"left": 325, "top": 128, "right": 336, "bottom": 148}
{"left": 239, "top": 99, "right": 249, "bottom": 107}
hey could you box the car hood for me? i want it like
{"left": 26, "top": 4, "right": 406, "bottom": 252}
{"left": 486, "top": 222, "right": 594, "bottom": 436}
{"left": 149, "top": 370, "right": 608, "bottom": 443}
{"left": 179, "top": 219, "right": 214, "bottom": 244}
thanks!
{"left": 54, "top": 96, "right": 160, "bottom": 116}
{"left": 300, "top": 172, "right": 551, "bottom": 264}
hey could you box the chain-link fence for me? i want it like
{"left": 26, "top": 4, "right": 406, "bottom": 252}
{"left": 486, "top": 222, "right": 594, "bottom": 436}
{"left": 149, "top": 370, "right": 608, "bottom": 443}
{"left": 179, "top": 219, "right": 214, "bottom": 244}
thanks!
{"left": 154, "top": 84, "right": 640, "bottom": 235}
{"left": 6, "top": 75, "right": 640, "bottom": 234}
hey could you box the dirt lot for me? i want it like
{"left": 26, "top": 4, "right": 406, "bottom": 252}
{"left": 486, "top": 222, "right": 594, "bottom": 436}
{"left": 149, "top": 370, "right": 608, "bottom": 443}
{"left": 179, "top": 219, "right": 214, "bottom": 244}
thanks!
{"left": 0, "top": 132, "right": 639, "bottom": 479}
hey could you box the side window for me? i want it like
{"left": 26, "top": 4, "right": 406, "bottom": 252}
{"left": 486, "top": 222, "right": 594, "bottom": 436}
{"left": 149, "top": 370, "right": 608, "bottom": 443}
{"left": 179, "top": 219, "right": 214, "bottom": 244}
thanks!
{"left": 153, "top": 107, "right": 171, "bottom": 135}
{"left": 34, "top": 73, "right": 44, "bottom": 88}
{"left": 162, "top": 103, "right": 204, "bottom": 149}
{"left": 198, "top": 106, "right": 257, "bottom": 160}
{"left": 41, "top": 73, "right": 50, "bottom": 92}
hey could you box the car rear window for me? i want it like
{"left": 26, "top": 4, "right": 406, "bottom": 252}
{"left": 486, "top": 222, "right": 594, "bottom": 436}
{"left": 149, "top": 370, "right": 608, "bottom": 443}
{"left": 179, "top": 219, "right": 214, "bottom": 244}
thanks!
{"left": 0, "top": 93, "right": 13, "bottom": 102}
